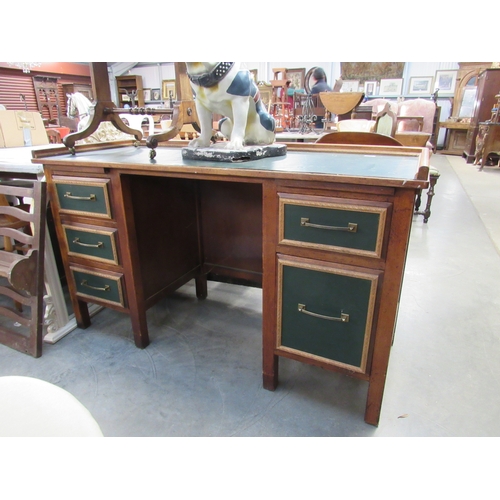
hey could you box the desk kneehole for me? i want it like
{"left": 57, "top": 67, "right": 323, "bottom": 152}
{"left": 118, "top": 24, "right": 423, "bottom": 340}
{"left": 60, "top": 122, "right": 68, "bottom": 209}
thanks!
{"left": 276, "top": 256, "right": 381, "bottom": 374}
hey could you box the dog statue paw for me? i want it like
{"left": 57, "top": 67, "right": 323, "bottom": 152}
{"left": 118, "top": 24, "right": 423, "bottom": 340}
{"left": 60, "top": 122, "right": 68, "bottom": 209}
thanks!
{"left": 186, "top": 62, "right": 275, "bottom": 151}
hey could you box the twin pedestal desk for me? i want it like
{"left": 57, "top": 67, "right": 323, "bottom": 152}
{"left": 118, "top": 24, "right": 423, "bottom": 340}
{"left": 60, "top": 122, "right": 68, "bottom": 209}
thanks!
{"left": 33, "top": 142, "right": 429, "bottom": 426}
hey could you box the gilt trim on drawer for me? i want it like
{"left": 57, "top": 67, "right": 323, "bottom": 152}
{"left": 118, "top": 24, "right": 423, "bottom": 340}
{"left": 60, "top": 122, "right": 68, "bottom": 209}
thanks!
{"left": 53, "top": 178, "right": 113, "bottom": 219}
{"left": 278, "top": 194, "right": 390, "bottom": 259}
{"left": 276, "top": 256, "right": 380, "bottom": 374}
{"left": 63, "top": 224, "right": 119, "bottom": 265}
{"left": 70, "top": 267, "right": 125, "bottom": 308}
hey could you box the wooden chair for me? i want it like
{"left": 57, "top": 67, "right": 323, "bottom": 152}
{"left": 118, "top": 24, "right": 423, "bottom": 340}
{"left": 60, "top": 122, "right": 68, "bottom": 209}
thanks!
{"left": 0, "top": 180, "right": 47, "bottom": 357}
{"left": 316, "top": 131, "right": 403, "bottom": 146}
{"left": 46, "top": 128, "right": 62, "bottom": 144}
{"left": 374, "top": 102, "right": 398, "bottom": 137}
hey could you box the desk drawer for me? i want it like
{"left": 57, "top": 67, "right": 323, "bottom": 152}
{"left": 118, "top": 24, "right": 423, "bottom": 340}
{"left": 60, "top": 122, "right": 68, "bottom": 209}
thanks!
{"left": 63, "top": 225, "right": 119, "bottom": 264}
{"left": 70, "top": 267, "right": 125, "bottom": 307}
{"left": 53, "top": 178, "right": 112, "bottom": 219}
{"left": 279, "top": 194, "right": 389, "bottom": 258}
{"left": 277, "top": 257, "right": 380, "bottom": 373}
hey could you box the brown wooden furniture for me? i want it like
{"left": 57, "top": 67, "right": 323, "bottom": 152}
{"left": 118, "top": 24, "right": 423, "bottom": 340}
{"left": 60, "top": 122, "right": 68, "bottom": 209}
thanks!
{"left": 62, "top": 83, "right": 94, "bottom": 102}
{"left": 46, "top": 128, "right": 62, "bottom": 144}
{"left": 315, "top": 132, "right": 438, "bottom": 222}
{"left": 374, "top": 103, "right": 397, "bottom": 137}
{"left": 464, "top": 68, "right": 500, "bottom": 162}
{"left": 395, "top": 132, "right": 431, "bottom": 148}
{"left": 0, "top": 180, "right": 47, "bottom": 357}
{"left": 32, "top": 76, "right": 61, "bottom": 126}
{"left": 476, "top": 123, "right": 500, "bottom": 169}
{"left": 115, "top": 75, "right": 144, "bottom": 108}
{"left": 319, "top": 92, "right": 365, "bottom": 117}
{"left": 63, "top": 63, "right": 200, "bottom": 160}
{"left": 34, "top": 141, "right": 428, "bottom": 426}
{"left": 438, "top": 120, "right": 469, "bottom": 155}
{"left": 316, "top": 131, "right": 403, "bottom": 147}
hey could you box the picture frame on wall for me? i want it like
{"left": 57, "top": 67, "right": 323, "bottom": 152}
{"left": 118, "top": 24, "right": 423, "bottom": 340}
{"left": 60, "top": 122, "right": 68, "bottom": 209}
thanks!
{"left": 434, "top": 70, "right": 458, "bottom": 95}
{"left": 408, "top": 76, "right": 433, "bottom": 95}
{"left": 364, "top": 81, "right": 377, "bottom": 96}
{"left": 341, "top": 80, "right": 360, "bottom": 92}
{"left": 162, "top": 80, "right": 176, "bottom": 101}
{"left": 151, "top": 88, "right": 161, "bottom": 101}
{"left": 286, "top": 68, "right": 305, "bottom": 90}
{"left": 143, "top": 88, "right": 151, "bottom": 102}
{"left": 379, "top": 78, "right": 403, "bottom": 96}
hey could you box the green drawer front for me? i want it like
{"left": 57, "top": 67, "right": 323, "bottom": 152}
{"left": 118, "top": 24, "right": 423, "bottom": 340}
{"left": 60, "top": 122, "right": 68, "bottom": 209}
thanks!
{"left": 64, "top": 226, "right": 118, "bottom": 264}
{"left": 283, "top": 203, "right": 381, "bottom": 253}
{"left": 55, "top": 181, "right": 111, "bottom": 218}
{"left": 279, "top": 262, "right": 378, "bottom": 372}
{"left": 72, "top": 268, "right": 124, "bottom": 307}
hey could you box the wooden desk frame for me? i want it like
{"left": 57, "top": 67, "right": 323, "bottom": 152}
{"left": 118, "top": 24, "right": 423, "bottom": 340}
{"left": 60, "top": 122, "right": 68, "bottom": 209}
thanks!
{"left": 33, "top": 141, "right": 429, "bottom": 426}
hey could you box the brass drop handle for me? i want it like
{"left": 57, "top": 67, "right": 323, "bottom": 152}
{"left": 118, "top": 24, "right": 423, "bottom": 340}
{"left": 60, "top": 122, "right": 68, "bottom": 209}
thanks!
{"left": 64, "top": 191, "right": 96, "bottom": 201}
{"left": 81, "top": 280, "right": 110, "bottom": 292}
{"left": 298, "top": 303, "right": 349, "bottom": 322}
{"left": 300, "top": 218, "right": 357, "bottom": 232}
{"left": 73, "top": 237, "right": 103, "bottom": 248}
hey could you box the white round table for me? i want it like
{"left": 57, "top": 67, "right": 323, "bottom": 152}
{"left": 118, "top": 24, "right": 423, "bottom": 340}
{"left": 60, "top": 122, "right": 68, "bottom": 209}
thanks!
{"left": 0, "top": 376, "right": 103, "bottom": 437}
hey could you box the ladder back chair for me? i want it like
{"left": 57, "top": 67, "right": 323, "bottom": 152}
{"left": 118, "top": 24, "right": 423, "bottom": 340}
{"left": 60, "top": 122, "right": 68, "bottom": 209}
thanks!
{"left": 0, "top": 180, "right": 47, "bottom": 357}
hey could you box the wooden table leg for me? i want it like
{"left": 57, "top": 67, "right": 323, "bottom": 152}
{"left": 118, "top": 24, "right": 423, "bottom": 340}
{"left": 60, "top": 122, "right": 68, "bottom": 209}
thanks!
{"left": 129, "top": 304, "right": 150, "bottom": 349}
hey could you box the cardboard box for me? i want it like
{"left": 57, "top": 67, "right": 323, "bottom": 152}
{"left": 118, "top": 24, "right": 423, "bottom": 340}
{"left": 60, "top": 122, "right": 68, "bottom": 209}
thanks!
{"left": 0, "top": 110, "right": 49, "bottom": 148}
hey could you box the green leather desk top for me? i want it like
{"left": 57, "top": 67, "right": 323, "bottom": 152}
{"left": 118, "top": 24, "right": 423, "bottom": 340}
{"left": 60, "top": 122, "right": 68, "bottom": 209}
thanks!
{"left": 33, "top": 144, "right": 428, "bottom": 188}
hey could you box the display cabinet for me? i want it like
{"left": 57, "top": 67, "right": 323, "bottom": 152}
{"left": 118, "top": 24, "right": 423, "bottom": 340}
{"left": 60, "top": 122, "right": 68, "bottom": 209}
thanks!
{"left": 115, "top": 75, "right": 144, "bottom": 108}
{"left": 464, "top": 68, "right": 500, "bottom": 162}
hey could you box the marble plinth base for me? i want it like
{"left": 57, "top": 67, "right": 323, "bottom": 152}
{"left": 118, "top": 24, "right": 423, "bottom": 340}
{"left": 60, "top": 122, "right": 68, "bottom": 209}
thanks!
{"left": 182, "top": 143, "right": 287, "bottom": 162}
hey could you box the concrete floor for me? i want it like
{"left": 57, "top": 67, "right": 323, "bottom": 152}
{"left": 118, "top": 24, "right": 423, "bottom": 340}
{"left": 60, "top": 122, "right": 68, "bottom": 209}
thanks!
{"left": 1, "top": 154, "right": 499, "bottom": 437}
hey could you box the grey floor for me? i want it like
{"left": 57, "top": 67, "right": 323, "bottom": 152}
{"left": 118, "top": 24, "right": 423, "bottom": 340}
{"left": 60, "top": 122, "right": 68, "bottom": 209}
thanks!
{"left": 1, "top": 153, "right": 500, "bottom": 437}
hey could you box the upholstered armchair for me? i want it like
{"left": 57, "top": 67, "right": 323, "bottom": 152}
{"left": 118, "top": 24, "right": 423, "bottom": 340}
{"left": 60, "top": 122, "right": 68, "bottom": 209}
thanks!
{"left": 397, "top": 98, "right": 437, "bottom": 150}
{"left": 365, "top": 98, "right": 398, "bottom": 116}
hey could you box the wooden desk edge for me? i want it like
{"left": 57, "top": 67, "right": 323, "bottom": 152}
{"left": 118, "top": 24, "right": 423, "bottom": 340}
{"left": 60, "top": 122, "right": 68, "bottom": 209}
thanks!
{"left": 32, "top": 140, "right": 429, "bottom": 189}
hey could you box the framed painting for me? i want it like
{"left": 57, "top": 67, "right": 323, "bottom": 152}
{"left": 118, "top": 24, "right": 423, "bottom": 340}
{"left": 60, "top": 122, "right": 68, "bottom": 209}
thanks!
{"left": 143, "top": 88, "right": 151, "bottom": 102}
{"left": 364, "top": 81, "right": 377, "bottom": 96}
{"left": 379, "top": 78, "right": 403, "bottom": 96}
{"left": 434, "top": 70, "right": 458, "bottom": 95}
{"left": 341, "top": 80, "right": 360, "bottom": 92}
{"left": 286, "top": 68, "right": 305, "bottom": 90}
{"left": 257, "top": 82, "right": 273, "bottom": 111}
{"left": 250, "top": 69, "right": 258, "bottom": 82}
{"left": 162, "top": 80, "right": 176, "bottom": 100}
{"left": 151, "top": 88, "right": 161, "bottom": 101}
{"left": 408, "top": 76, "right": 433, "bottom": 95}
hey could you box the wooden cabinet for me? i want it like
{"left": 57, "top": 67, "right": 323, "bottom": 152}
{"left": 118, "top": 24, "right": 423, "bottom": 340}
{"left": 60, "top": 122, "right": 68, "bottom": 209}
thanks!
{"left": 62, "top": 83, "right": 93, "bottom": 102}
{"left": 115, "top": 75, "right": 144, "bottom": 108}
{"left": 35, "top": 142, "right": 428, "bottom": 426}
{"left": 464, "top": 68, "right": 500, "bottom": 162}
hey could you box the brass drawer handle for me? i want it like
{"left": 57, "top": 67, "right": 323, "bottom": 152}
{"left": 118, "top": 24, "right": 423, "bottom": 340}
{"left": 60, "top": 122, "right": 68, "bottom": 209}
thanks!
{"left": 81, "top": 280, "right": 110, "bottom": 292}
{"left": 64, "top": 191, "right": 96, "bottom": 201}
{"left": 300, "top": 218, "right": 357, "bottom": 233}
{"left": 298, "top": 303, "right": 349, "bottom": 322}
{"left": 73, "top": 237, "right": 103, "bottom": 249}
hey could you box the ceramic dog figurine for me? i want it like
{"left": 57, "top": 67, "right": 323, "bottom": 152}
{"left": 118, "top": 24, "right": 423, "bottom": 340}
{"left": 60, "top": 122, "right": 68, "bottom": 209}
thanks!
{"left": 186, "top": 62, "right": 275, "bottom": 150}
